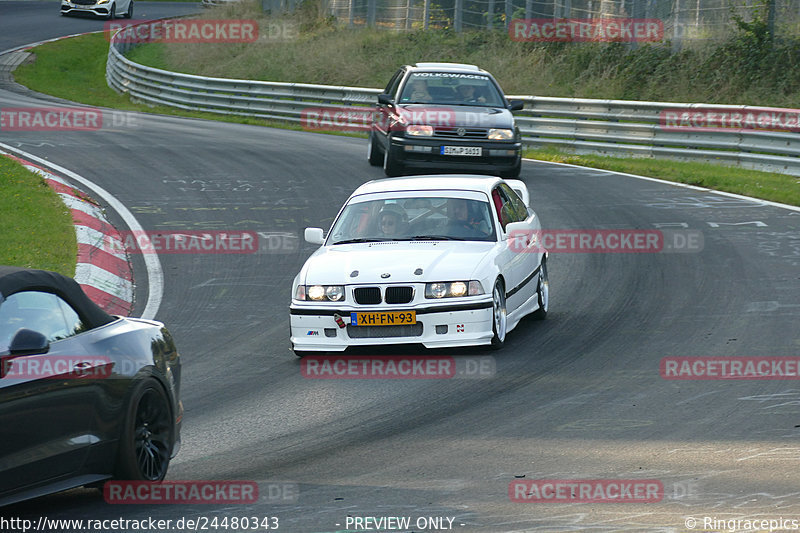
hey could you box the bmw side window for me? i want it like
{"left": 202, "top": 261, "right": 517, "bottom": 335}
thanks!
{"left": 500, "top": 184, "right": 528, "bottom": 221}
{"left": 493, "top": 188, "right": 512, "bottom": 231}
{"left": 0, "top": 291, "right": 86, "bottom": 348}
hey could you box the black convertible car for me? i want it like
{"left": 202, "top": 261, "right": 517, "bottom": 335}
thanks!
{"left": 0, "top": 266, "right": 182, "bottom": 506}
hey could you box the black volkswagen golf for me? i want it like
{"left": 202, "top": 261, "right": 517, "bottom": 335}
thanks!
{"left": 0, "top": 266, "right": 182, "bottom": 506}
{"left": 368, "top": 62, "right": 524, "bottom": 178}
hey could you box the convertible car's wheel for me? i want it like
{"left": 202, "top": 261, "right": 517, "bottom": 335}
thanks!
{"left": 115, "top": 378, "right": 173, "bottom": 481}
{"left": 367, "top": 131, "right": 383, "bottom": 166}
{"left": 106, "top": 2, "right": 115, "bottom": 19}
{"left": 383, "top": 143, "right": 403, "bottom": 177}
{"left": 490, "top": 279, "right": 507, "bottom": 349}
{"left": 124, "top": 0, "right": 133, "bottom": 18}
{"left": 532, "top": 258, "right": 549, "bottom": 320}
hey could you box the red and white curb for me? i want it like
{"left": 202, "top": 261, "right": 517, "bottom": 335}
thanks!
{"left": 8, "top": 155, "right": 134, "bottom": 316}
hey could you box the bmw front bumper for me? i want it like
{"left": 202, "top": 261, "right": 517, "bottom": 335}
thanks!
{"left": 290, "top": 298, "right": 494, "bottom": 351}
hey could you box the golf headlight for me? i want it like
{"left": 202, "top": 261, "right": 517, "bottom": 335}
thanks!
{"left": 297, "top": 285, "right": 345, "bottom": 302}
{"left": 406, "top": 125, "right": 434, "bottom": 136}
{"left": 488, "top": 128, "right": 513, "bottom": 140}
{"left": 425, "top": 280, "right": 484, "bottom": 298}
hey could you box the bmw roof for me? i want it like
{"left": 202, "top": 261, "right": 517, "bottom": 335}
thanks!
{"left": 351, "top": 175, "right": 505, "bottom": 197}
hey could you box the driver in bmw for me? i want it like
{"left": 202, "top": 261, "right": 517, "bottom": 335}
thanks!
{"left": 445, "top": 199, "right": 489, "bottom": 238}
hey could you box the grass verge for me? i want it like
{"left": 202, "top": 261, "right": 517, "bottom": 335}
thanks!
{"left": 0, "top": 155, "right": 77, "bottom": 276}
{"left": 12, "top": 33, "right": 309, "bottom": 131}
{"left": 10, "top": 27, "right": 800, "bottom": 207}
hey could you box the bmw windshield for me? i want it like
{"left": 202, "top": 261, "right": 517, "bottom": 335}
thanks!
{"left": 328, "top": 194, "right": 496, "bottom": 244}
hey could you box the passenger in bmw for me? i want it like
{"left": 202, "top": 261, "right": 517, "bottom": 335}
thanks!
{"left": 378, "top": 204, "right": 408, "bottom": 237}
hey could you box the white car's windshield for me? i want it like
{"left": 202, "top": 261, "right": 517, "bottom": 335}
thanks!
{"left": 329, "top": 196, "right": 496, "bottom": 244}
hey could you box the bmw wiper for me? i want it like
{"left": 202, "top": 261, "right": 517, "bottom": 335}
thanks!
{"left": 410, "top": 235, "right": 464, "bottom": 241}
{"left": 332, "top": 238, "right": 387, "bottom": 245}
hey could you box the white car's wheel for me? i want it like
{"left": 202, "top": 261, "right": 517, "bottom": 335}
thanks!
{"left": 532, "top": 258, "right": 549, "bottom": 320}
{"left": 490, "top": 279, "right": 507, "bottom": 349}
{"left": 106, "top": 2, "right": 115, "bottom": 19}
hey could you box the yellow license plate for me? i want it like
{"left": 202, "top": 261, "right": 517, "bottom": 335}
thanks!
{"left": 350, "top": 311, "right": 416, "bottom": 326}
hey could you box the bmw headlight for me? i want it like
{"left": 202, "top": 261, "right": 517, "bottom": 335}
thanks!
{"left": 488, "top": 128, "right": 514, "bottom": 140}
{"left": 406, "top": 125, "right": 434, "bottom": 136}
{"left": 425, "top": 281, "right": 484, "bottom": 299}
{"left": 296, "top": 285, "right": 345, "bottom": 302}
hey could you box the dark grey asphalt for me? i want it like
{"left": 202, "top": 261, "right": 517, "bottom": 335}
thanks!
{"left": 1, "top": 6, "right": 800, "bottom": 531}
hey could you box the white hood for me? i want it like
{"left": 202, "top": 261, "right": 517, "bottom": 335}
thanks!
{"left": 301, "top": 241, "right": 495, "bottom": 284}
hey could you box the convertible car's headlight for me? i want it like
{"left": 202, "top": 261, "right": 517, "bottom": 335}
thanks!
{"left": 406, "top": 125, "right": 434, "bottom": 136}
{"left": 488, "top": 128, "right": 514, "bottom": 140}
{"left": 296, "top": 285, "right": 345, "bottom": 302}
{"left": 425, "top": 280, "right": 484, "bottom": 299}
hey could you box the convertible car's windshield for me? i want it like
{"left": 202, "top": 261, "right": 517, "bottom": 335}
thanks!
{"left": 328, "top": 196, "right": 496, "bottom": 244}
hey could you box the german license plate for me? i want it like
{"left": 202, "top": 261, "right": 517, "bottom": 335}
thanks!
{"left": 350, "top": 311, "right": 416, "bottom": 326}
{"left": 441, "top": 146, "right": 482, "bottom": 156}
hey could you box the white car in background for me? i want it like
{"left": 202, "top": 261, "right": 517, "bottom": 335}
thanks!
{"left": 61, "top": 0, "right": 133, "bottom": 19}
{"left": 289, "top": 175, "right": 548, "bottom": 356}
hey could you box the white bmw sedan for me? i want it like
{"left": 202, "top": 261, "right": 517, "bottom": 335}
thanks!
{"left": 289, "top": 175, "right": 548, "bottom": 356}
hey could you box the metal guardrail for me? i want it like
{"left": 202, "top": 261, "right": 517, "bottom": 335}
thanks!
{"left": 107, "top": 23, "right": 800, "bottom": 176}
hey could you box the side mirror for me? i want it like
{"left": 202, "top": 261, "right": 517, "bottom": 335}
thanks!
{"left": 9, "top": 328, "right": 50, "bottom": 356}
{"left": 378, "top": 93, "right": 394, "bottom": 106}
{"left": 508, "top": 100, "right": 524, "bottom": 112}
{"left": 304, "top": 228, "right": 325, "bottom": 245}
{"left": 504, "top": 221, "right": 532, "bottom": 250}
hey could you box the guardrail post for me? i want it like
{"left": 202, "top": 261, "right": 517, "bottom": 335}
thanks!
{"left": 367, "top": 0, "right": 376, "bottom": 27}
{"left": 487, "top": 0, "right": 495, "bottom": 29}
{"left": 505, "top": 0, "right": 512, "bottom": 29}
{"left": 424, "top": 0, "right": 430, "bottom": 29}
{"left": 454, "top": 0, "right": 463, "bottom": 31}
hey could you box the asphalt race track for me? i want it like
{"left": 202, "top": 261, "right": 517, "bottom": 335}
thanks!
{"left": 2, "top": 4, "right": 800, "bottom": 531}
